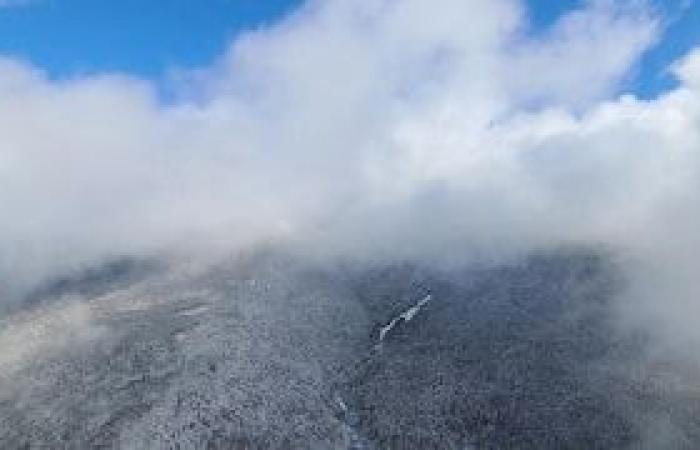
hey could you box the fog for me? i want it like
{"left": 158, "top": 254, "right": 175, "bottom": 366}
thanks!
{"left": 1, "top": 0, "right": 699, "bottom": 362}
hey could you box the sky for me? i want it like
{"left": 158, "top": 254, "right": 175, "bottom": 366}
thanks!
{"left": 0, "top": 0, "right": 698, "bottom": 98}
{"left": 0, "top": 0, "right": 302, "bottom": 81}
{"left": 3, "top": 0, "right": 700, "bottom": 370}
{"left": 4, "top": 3, "right": 700, "bottom": 444}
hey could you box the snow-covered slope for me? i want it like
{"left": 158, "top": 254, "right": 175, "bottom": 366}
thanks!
{"left": 1, "top": 249, "right": 699, "bottom": 449}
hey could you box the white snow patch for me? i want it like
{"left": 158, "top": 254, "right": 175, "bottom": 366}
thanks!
{"left": 335, "top": 395, "right": 348, "bottom": 413}
{"left": 378, "top": 294, "right": 432, "bottom": 342}
{"left": 177, "top": 304, "right": 209, "bottom": 316}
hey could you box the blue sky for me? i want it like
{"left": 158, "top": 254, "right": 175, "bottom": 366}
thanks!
{"left": 0, "top": 0, "right": 302, "bottom": 78}
{"left": 0, "top": 0, "right": 698, "bottom": 99}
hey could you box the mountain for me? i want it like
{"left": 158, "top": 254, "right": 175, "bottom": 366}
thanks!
{"left": 1, "top": 248, "right": 699, "bottom": 449}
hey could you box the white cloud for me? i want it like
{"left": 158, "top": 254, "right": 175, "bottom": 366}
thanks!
{"left": 1, "top": 0, "right": 699, "bottom": 357}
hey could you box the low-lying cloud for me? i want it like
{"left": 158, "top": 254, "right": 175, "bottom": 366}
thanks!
{"left": 1, "top": 0, "right": 699, "bottom": 354}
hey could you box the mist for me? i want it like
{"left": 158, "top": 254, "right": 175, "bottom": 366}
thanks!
{"left": 3, "top": 0, "right": 700, "bottom": 446}
{"left": 0, "top": 0, "right": 700, "bottom": 448}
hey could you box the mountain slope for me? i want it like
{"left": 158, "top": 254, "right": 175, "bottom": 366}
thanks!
{"left": 1, "top": 249, "right": 699, "bottom": 449}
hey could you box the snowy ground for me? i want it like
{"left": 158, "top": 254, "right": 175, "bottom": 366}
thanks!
{"left": 1, "top": 249, "right": 699, "bottom": 449}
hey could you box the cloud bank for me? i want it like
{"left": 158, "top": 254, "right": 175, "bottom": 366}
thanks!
{"left": 1, "top": 0, "right": 699, "bottom": 352}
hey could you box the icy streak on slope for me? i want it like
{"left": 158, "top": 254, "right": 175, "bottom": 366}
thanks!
{"left": 330, "top": 293, "right": 435, "bottom": 448}
{"left": 378, "top": 294, "right": 432, "bottom": 342}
